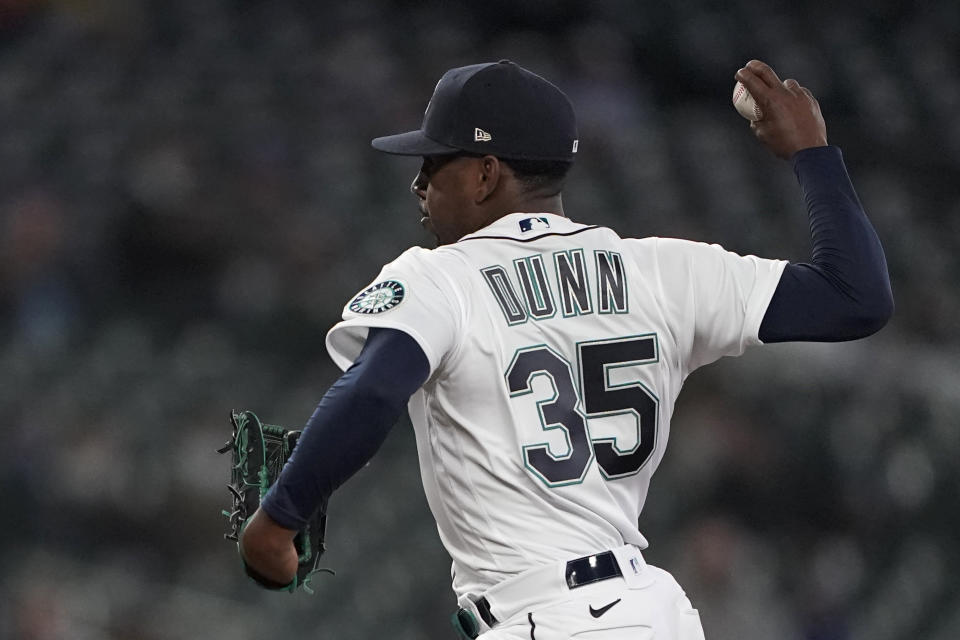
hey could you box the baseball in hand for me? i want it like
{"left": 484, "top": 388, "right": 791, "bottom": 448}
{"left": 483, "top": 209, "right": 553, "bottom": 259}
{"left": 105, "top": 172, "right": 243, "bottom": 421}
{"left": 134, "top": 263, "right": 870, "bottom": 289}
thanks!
{"left": 732, "top": 81, "right": 763, "bottom": 121}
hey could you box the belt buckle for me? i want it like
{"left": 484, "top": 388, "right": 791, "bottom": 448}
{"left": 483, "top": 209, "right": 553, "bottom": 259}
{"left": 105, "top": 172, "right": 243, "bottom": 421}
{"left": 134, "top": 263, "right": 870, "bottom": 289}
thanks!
{"left": 565, "top": 551, "right": 622, "bottom": 589}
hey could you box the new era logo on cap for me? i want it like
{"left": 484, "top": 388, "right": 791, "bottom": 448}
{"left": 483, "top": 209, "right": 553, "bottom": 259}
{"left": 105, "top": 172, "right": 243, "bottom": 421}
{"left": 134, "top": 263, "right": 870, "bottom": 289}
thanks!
{"left": 474, "top": 128, "right": 492, "bottom": 142}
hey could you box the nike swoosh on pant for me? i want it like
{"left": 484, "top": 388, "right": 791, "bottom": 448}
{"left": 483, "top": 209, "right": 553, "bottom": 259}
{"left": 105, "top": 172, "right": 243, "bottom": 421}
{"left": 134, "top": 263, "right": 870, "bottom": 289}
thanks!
{"left": 589, "top": 598, "right": 622, "bottom": 618}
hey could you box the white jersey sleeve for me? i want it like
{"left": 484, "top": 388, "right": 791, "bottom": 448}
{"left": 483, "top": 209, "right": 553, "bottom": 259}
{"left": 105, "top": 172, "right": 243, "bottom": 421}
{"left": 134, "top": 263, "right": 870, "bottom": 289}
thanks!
{"left": 326, "top": 247, "right": 461, "bottom": 374}
{"left": 628, "top": 237, "right": 786, "bottom": 375}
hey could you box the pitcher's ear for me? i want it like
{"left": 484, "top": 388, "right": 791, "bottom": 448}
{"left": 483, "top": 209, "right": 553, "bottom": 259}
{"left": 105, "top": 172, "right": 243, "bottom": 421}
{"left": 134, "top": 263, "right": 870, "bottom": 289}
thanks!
{"left": 474, "top": 155, "right": 502, "bottom": 204}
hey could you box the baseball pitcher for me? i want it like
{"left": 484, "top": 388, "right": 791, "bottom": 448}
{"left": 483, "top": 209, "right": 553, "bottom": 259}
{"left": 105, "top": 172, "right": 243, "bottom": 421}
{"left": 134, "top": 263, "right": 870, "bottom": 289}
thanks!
{"left": 235, "top": 60, "right": 892, "bottom": 639}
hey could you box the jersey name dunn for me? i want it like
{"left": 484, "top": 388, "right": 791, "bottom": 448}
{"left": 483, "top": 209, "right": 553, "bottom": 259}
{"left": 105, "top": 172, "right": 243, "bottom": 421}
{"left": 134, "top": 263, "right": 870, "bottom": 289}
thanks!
{"left": 481, "top": 249, "right": 628, "bottom": 325}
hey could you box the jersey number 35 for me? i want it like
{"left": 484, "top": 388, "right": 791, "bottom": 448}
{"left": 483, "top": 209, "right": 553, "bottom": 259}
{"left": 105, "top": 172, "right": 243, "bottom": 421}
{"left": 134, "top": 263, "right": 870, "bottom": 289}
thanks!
{"left": 506, "top": 334, "right": 659, "bottom": 487}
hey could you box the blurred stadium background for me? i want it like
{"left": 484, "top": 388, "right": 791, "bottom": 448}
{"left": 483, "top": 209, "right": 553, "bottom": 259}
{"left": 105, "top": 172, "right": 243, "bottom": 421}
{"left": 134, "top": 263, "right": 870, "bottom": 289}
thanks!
{"left": 1, "top": 0, "right": 957, "bottom": 638}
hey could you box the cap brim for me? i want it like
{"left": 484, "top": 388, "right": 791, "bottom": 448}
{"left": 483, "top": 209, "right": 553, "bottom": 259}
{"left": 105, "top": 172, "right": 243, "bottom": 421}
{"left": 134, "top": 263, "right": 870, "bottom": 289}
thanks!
{"left": 371, "top": 129, "right": 460, "bottom": 156}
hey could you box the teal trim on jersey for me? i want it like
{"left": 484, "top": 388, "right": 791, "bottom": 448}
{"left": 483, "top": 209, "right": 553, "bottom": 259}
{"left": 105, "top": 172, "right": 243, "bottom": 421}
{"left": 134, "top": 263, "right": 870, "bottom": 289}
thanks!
{"left": 594, "top": 250, "right": 629, "bottom": 315}
{"left": 505, "top": 344, "right": 593, "bottom": 488}
{"left": 481, "top": 264, "right": 528, "bottom": 326}
{"left": 512, "top": 254, "right": 557, "bottom": 320}
{"left": 576, "top": 334, "right": 661, "bottom": 481}
{"left": 552, "top": 248, "right": 593, "bottom": 318}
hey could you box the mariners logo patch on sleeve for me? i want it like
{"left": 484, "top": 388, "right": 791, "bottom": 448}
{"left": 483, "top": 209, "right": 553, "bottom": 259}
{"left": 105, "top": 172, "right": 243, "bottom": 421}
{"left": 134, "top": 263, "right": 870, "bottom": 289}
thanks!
{"left": 349, "top": 280, "right": 406, "bottom": 314}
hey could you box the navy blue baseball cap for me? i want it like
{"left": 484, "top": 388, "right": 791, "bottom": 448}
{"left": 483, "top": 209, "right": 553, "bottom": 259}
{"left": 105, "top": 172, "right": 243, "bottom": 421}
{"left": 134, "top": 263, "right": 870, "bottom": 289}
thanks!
{"left": 371, "top": 60, "right": 578, "bottom": 162}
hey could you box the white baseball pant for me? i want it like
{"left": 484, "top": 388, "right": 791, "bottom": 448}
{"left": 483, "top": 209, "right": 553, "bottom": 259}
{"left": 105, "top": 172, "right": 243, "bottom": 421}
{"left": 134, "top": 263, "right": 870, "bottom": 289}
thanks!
{"left": 458, "top": 545, "right": 705, "bottom": 640}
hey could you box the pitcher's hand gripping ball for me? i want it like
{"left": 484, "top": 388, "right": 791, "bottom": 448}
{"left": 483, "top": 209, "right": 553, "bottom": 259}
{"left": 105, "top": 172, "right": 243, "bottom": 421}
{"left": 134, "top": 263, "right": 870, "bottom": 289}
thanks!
{"left": 219, "top": 410, "right": 333, "bottom": 592}
{"left": 733, "top": 81, "right": 763, "bottom": 121}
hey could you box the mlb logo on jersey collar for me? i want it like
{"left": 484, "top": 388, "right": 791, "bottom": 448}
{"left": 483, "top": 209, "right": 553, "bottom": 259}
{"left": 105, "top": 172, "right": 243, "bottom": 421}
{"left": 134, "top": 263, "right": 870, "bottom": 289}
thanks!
{"left": 519, "top": 216, "right": 551, "bottom": 232}
{"left": 460, "top": 212, "right": 593, "bottom": 243}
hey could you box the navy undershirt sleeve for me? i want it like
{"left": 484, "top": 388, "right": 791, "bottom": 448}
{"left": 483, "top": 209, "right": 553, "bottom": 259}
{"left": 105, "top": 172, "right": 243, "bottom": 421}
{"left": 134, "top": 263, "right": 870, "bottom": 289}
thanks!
{"left": 758, "top": 146, "right": 894, "bottom": 343}
{"left": 260, "top": 327, "right": 430, "bottom": 530}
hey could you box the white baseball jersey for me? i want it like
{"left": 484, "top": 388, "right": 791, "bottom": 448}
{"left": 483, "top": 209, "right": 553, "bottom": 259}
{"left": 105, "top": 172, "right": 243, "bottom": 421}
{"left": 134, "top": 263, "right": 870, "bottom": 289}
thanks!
{"left": 326, "top": 212, "right": 785, "bottom": 600}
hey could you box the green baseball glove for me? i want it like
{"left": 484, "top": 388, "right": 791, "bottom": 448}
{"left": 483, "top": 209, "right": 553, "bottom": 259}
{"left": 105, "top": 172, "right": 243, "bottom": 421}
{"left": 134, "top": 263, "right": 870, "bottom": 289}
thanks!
{"left": 219, "top": 410, "right": 332, "bottom": 593}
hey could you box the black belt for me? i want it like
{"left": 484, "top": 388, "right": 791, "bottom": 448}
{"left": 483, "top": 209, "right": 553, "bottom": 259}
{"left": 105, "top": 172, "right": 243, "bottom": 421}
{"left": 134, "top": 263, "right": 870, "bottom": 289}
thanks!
{"left": 468, "top": 551, "right": 623, "bottom": 630}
